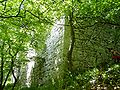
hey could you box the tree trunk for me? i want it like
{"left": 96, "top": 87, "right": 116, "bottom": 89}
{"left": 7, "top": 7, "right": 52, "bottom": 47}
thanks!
{"left": 67, "top": 9, "right": 75, "bottom": 74}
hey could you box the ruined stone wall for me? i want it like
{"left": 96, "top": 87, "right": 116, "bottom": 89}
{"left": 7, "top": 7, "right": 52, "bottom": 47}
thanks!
{"left": 42, "top": 17, "right": 65, "bottom": 82}
{"left": 30, "top": 17, "right": 65, "bottom": 87}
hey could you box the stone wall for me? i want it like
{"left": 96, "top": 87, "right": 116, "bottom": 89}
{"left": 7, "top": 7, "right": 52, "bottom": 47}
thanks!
{"left": 31, "top": 17, "right": 65, "bottom": 85}
{"left": 42, "top": 17, "right": 65, "bottom": 81}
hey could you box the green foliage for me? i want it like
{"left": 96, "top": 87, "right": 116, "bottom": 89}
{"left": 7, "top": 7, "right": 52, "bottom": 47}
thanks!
{"left": 19, "top": 64, "right": 119, "bottom": 90}
{"left": 0, "top": 0, "right": 56, "bottom": 89}
{"left": 59, "top": 64, "right": 120, "bottom": 90}
{"left": 0, "top": 0, "right": 120, "bottom": 90}
{"left": 4, "top": 83, "right": 13, "bottom": 90}
{"left": 20, "top": 79, "right": 62, "bottom": 90}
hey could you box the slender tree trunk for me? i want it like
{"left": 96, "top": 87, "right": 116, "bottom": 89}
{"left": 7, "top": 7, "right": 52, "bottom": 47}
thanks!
{"left": 67, "top": 11, "right": 75, "bottom": 74}
{"left": 0, "top": 42, "right": 5, "bottom": 90}
{"left": 2, "top": 55, "right": 15, "bottom": 89}
{"left": 12, "top": 67, "right": 20, "bottom": 90}
{"left": 12, "top": 79, "right": 17, "bottom": 90}
{"left": 62, "top": 4, "right": 75, "bottom": 89}
{"left": 63, "top": 16, "right": 75, "bottom": 89}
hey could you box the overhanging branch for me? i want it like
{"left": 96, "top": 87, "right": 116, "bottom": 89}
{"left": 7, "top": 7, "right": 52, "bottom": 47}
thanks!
{"left": 76, "top": 16, "right": 120, "bottom": 27}
{"left": 16, "top": 0, "right": 25, "bottom": 16}
{"left": 0, "top": 0, "right": 25, "bottom": 18}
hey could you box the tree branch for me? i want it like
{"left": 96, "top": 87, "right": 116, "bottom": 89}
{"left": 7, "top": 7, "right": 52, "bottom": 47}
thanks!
{"left": 11, "top": 67, "right": 20, "bottom": 90}
{"left": 2, "top": 57, "right": 14, "bottom": 89}
{"left": 26, "top": 10, "right": 40, "bottom": 19}
{"left": 12, "top": 70, "right": 17, "bottom": 82}
{"left": 16, "top": 0, "right": 25, "bottom": 16}
{"left": 76, "top": 15, "right": 120, "bottom": 27}
{"left": 0, "top": 0, "right": 6, "bottom": 3}
{"left": 2, "top": 40, "right": 20, "bottom": 89}
{"left": 3, "top": 0, "right": 7, "bottom": 10}
{"left": 0, "top": 0, "right": 25, "bottom": 18}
